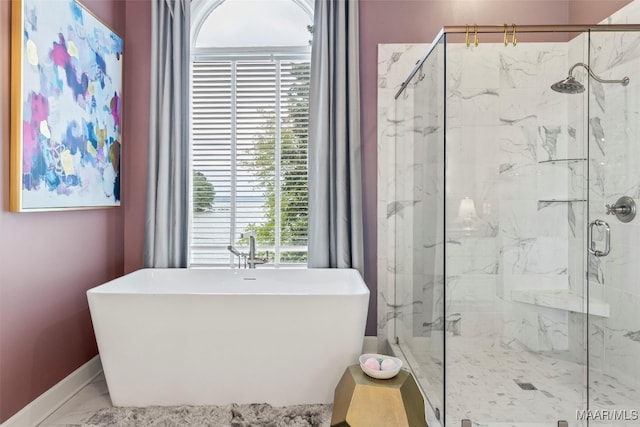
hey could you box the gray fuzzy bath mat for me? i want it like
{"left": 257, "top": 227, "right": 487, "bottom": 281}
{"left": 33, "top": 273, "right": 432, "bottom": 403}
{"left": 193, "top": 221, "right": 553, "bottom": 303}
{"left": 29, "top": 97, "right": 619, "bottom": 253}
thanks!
{"left": 83, "top": 403, "right": 332, "bottom": 426}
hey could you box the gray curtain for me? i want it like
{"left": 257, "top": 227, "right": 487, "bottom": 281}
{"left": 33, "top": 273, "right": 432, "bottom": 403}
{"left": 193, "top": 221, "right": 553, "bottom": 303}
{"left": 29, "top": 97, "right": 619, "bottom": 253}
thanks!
{"left": 307, "top": 0, "right": 364, "bottom": 273}
{"left": 144, "top": 0, "right": 190, "bottom": 268}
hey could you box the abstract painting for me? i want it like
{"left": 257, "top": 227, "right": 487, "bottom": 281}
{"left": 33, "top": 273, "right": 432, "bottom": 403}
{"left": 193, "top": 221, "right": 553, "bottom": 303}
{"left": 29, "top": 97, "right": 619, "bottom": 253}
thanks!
{"left": 10, "top": 0, "right": 123, "bottom": 211}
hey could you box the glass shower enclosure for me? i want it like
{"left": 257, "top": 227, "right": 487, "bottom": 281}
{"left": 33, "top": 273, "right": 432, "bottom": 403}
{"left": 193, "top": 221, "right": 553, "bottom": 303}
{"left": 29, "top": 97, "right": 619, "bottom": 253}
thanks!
{"left": 392, "top": 24, "right": 640, "bottom": 426}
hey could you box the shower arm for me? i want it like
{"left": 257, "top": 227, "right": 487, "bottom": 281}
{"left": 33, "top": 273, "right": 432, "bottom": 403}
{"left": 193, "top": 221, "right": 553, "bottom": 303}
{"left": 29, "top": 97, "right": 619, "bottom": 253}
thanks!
{"left": 568, "top": 62, "right": 630, "bottom": 86}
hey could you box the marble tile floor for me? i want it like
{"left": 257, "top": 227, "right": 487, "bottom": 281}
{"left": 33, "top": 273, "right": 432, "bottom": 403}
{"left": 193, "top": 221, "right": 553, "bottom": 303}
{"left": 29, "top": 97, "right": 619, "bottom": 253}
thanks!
{"left": 402, "top": 337, "right": 640, "bottom": 426}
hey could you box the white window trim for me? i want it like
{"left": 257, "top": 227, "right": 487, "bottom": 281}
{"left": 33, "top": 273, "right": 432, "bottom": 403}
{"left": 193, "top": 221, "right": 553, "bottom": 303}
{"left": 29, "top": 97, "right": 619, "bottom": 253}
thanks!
{"left": 193, "top": 46, "right": 311, "bottom": 61}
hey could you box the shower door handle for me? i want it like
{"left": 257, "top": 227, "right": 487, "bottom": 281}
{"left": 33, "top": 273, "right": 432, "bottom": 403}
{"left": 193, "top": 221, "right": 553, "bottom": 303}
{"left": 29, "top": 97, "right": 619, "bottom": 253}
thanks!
{"left": 589, "top": 219, "right": 611, "bottom": 257}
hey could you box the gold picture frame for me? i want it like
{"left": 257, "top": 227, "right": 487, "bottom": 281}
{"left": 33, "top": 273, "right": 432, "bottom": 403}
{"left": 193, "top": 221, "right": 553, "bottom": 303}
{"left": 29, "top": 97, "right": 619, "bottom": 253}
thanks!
{"left": 10, "top": 0, "right": 123, "bottom": 211}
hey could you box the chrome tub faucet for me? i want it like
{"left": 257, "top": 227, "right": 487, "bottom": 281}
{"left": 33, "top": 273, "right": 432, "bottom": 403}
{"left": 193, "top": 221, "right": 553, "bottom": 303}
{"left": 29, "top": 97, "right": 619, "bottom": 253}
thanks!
{"left": 228, "top": 232, "right": 268, "bottom": 269}
{"left": 242, "top": 232, "right": 268, "bottom": 269}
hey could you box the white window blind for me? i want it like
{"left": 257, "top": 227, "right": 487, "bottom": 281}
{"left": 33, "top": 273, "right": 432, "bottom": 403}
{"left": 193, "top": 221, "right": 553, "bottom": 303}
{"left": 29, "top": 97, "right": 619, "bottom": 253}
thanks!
{"left": 190, "top": 55, "right": 310, "bottom": 267}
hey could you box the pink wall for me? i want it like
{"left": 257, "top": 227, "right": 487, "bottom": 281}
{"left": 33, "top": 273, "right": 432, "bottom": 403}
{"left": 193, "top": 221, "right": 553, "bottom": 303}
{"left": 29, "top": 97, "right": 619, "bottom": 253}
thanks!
{"left": 0, "top": 0, "right": 149, "bottom": 417}
{"left": 0, "top": 1, "right": 127, "bottom": 422}
{"left": 123, "top": 0, "right": 151, "bottom": 274}
{"left": 358, "top": 0, "right": 632, "bottom": 335}
{"left": 569, "top": 0, "right": 632, "bottom": 23}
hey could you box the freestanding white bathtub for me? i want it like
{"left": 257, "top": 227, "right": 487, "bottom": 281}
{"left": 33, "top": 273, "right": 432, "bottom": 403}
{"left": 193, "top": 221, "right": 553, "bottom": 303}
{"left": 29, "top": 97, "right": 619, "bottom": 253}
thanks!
{"left": 87, "top": 268, "right": 369, "bottom": 407}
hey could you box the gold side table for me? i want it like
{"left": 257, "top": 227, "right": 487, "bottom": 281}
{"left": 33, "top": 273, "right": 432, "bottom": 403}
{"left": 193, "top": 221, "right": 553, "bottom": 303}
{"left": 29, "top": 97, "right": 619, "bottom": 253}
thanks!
{"left": 331, "top": 365, "right": 427, "bottom": 427}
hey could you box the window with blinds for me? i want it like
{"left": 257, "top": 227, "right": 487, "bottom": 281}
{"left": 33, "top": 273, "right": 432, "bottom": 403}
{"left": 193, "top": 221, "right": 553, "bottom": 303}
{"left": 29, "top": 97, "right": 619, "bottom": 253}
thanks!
{"left": 190, "top": 55, "right": 310, "bottom": 267}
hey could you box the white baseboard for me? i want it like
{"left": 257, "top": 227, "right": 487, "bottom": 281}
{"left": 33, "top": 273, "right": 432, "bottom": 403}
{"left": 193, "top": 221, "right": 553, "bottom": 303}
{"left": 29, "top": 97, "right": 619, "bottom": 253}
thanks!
{"left": 1, "top": 355, "right": 103, "bottom": 427}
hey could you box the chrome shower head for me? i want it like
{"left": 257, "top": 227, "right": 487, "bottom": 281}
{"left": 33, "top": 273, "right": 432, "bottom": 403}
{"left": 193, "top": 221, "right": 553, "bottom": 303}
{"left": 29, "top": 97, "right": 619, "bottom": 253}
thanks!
{"left": 551, "top": 62, "right": 629, "bottom": 95}
{"left": 551, "top": 75, "right": 585, "bottom": 94}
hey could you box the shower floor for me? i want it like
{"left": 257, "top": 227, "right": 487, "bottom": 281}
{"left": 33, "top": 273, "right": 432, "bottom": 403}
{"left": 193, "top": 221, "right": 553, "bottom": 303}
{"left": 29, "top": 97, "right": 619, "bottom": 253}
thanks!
{"left": 400, "top": 337, "right": 640, "bottom": 426}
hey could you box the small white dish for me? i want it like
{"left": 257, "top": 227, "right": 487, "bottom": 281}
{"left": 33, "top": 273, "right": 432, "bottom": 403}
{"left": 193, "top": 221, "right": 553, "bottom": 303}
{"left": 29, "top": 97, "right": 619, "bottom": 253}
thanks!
{"left": 359, "top": 353, "right": 403, "bottom": 379}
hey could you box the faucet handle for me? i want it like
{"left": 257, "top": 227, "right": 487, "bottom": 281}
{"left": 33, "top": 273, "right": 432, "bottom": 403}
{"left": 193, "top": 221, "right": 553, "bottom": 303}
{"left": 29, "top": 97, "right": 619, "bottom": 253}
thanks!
{"left": 605, "top": 196, "right": 636, "bottom": 223}
{"left": 605, "top": 203, "right": 625, "bottom": 215}
{"left": 227, "top": 245, "right": 247, "bottom": 269}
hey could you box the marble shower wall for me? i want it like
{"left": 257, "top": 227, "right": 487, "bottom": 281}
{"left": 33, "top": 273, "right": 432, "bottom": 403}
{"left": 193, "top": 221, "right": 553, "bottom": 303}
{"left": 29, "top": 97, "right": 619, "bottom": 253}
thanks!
{"left": 586, "top": 1, "right": 640, "bottom": 387}
{"left": 377, "top": 43, "right": 428, "bottom": 351}
{"left": 446, "top": 41, "right": 582, "bottom": 354}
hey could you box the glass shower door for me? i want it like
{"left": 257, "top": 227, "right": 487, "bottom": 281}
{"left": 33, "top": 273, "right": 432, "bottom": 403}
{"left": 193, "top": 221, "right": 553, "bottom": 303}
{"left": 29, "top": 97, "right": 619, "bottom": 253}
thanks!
{"left": 394, "top": 35, "right": 446, "bottom": 424}
{"left": 587, "top": 29, "right": 640, "bottom": 425}
{"left": 443, "top": 30, "right": 591, "bottom": 426}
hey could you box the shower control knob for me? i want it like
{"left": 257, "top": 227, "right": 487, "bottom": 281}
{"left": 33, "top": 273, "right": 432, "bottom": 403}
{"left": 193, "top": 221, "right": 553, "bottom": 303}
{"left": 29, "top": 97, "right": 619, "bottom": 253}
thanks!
{"left": 606, "top": 204, "right": 630, "bottom": 215}
{"left": 605, "top": 196, "right": 636, "bottom": 223}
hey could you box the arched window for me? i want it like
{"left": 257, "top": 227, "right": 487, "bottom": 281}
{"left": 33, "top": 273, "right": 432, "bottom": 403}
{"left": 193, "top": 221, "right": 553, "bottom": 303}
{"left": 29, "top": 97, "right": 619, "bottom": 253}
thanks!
{"left": 190, "top": 0, "right": 313, "bottom": 267}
